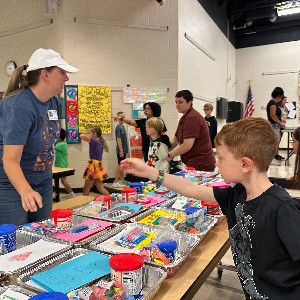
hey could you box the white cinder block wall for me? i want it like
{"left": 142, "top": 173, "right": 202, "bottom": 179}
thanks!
{"left": 178, "top": 0, "right": 236, "bottom": 129}
{"left": 236, "top": 41, "right": 300, "bottom": 148}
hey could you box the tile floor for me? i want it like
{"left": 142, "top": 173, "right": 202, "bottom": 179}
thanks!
{"left": 58, "top": 150, "right": 298, "bottom": 300}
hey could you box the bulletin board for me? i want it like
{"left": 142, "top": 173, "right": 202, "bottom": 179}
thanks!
{"left": 65, "top": 85, "right": 79, "bottom": 143}
{"left": 78, "top": 85, "right": 112, "bottom": 134}
{"left": 123, "top": 87, "right": 167, "bottom": 104}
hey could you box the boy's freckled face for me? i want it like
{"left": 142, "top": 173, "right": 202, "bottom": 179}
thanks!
{"left": 215, "top": 145, "right": 242, "bottom": 183}
{"left": 146, "top": 126, "right": 156, "bottom": 136}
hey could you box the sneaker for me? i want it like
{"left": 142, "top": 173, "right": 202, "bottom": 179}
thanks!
{"left": 112, "top": 182, "right": 126, "bottom": 188}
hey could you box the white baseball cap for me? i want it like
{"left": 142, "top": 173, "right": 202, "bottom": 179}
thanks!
{"left": 26, "top": 48, "right": 79, "bottom": 73}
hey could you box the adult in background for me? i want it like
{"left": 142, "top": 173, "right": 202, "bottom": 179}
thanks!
{"left": 266, "top": 87, "right": 285, "bottom": 161}
{"left": 114, "top": 102, "right": 167, "bottom": 162}
{"left": 167, "top": 90, "right": 215, "bottom": 171}
{"left": 0, "top": 48, "right": 78, "bottom": 225}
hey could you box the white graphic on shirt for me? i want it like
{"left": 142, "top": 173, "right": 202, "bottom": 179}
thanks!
{"left": 229, "top": 203, "right": 268, "bottom": 300}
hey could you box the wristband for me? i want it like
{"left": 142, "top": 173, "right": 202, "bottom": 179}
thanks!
{"left": 156, "top": 170, "right": 165, "bottom": 189}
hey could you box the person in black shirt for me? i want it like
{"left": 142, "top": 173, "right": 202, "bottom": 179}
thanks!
{"left": 203, "top": 103, "right": 217, "bottom": 148}
{"left": 120, "top": 117, "right": 300, "bottom": 300}
{"left": 266, "top": 87, "right": 285, "bottom": 161}
{"left": 114, "top": 102, "right": 167, "bottom": 162}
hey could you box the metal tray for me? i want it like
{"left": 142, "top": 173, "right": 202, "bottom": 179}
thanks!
{"left": 129, "top": 207, "right": 217, "bottom": 239}
{"left": 73, "top": 202, "right": 147, "bottom": 224}
{"left": 0, "top": 285, "right": 36, "bottom": 297}
{"left": 89, "top": 223, "right": 199, "bottom": 277}
{"left": 21, "top": 215, "right": 119, "bottom": 248}
{"left": 0, "top": 229, "right": 72, "bottom": 286}
{"left": 160, "top": 196, "right": 226, "bottom": 226}
{"left": 17, "top": 248, "right": 167, "bottom": 300}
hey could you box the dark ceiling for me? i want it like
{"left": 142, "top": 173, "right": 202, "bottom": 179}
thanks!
{"left": 198, "top": 0, "right": 300, "bottom": 48}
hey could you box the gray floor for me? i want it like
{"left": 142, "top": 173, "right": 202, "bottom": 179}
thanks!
{"left": 58, "top": 150, "right": 298, "bottom": 300}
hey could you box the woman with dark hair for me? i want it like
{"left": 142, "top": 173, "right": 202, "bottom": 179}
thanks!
{"left": 266, "top": 87, "right": 285, "bottom": 161}
{"left": 114, "top": 102, "right": 168, "bottom": 162}
{"left": 0, "top": 48, "right": 78, "bottom": 225}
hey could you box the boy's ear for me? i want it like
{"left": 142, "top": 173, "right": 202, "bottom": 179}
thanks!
{"left": 241, "top": 157, "right": 254, "bottom": 173}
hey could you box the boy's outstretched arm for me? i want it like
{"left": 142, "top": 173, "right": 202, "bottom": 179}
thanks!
{"left": 120, "top": 158, "right": 217, "bottom": 203}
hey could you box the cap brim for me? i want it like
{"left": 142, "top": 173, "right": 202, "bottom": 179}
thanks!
{"left": 58, "top": 64, "right": 79, "bottom": 74}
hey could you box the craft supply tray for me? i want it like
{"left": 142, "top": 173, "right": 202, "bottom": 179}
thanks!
{"left": 0, "top": 284, "right": 36, "bottom": 297}
{"left": 129, "top": 207, "right": 217, "bottom": 239}
{"left": 89, "top": 223, "right": 199, "bottom": 277}
{"left": 21, "top": 215, "right": 119, "bottom": 248}
{"left": 0, "top": 229, "right": 72, "bottom": 286}
{"left": 73, "top": 202, "right": 147, "bottom": 224}
{"left": 160, "top": 197, "right": 225, "bottom": 226}
{"left": 17, "top": 248, "right": 167, "bottom": 300}
{"left": 71, "top": 201, "right": 107, "bottom": 216}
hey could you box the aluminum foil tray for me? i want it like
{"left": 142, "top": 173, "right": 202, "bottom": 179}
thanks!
{"left": 89, "top": 222, "right": 199, "bottom": 277}
{"left": 129, "top": 207, "right": 218, "bottom": 239}
{"left": 160, "top": 196, "right": 226, "bottom": 226}
{"left": 0, "top": 285, "right": 36, "bottom": 298}
{"left": 21, "top": 215, "right": 119, "bottom": 248}
{"left": 0, "top": 229, "right": 72, "bottom": 286}
{"left": 73, "top": 203, "right": 147, "bottom": 224}
{"left": 71, "top": 201, "right": 107, "bottom": 217}
{"left": 18, "top": 248, "right": 167, "bottom": 300}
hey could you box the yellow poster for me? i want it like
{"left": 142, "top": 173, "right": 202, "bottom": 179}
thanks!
{"left": 78, "top": 85, "right": 112, "bottom": 134}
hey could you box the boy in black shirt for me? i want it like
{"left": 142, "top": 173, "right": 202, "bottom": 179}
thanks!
{"left": 203, "top": 103, "right": 217, "bottom": 148}
{"left": 120, "top": 117, "right": 300, "bottom": 300}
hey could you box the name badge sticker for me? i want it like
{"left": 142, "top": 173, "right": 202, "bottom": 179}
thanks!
{"left": 48, "top": 110, "right": 58, "bottom": 120}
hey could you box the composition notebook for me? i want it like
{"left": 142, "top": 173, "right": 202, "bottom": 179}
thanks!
{"left": 30, "top": 251, "right": 110, "bottom": 293}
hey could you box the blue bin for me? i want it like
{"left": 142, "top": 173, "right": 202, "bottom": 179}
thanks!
{"left": 0, "top": 224, "right": 17, "bottom": 254}
{"left": 129, "top": 182, "right": 143, "bottom": 193}
{"left": 29, "top": 292, "right": 68, "bottom": 300}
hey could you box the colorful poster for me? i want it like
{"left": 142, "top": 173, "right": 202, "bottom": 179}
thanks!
{"left": 78, "top": 85, "right": 112, "bottom": 134}
{"left": 123, "top": 87, "right": 167, "bottom": 104}
{"left": 65, "top": 85, "right": 79, "bottom": 143}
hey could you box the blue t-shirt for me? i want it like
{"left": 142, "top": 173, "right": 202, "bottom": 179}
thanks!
{"left": 115, "top": 124, "right": 128, "bottom": 155}
{"left": 0, "top": 89, "right": 61, "bottom": 186}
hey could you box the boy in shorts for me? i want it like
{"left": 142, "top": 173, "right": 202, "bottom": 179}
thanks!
{"left": 113, "top": 112, "right": 128, "bottom": 188}
{"left": 120, "top": 117, "right": 300, "bottom": 299}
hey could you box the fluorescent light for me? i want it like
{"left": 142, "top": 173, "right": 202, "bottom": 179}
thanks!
{"left": 277, "top": 6, "right": 300, "bottom": 16}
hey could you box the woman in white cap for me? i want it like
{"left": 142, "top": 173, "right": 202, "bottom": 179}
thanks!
{"left": 0, "top": 48, "right": 78, "bottom": 225}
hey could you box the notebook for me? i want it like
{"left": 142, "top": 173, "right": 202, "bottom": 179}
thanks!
{"left": 30, "top": 251, "right": 110, "bottom": 293}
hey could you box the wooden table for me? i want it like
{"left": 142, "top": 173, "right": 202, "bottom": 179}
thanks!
{"left": 52, "top": 167, "right": 75, "bottom": 202}
{"left": 53, "top": 196, "right": 230, "bottom": 299}
{"left": 52, "top": 195, "right": 93, "bottom": 210}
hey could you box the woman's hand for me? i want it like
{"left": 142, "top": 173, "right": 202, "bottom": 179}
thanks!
{"left": 120, "top": 158, "right": 158, "bottom": 181}
{"left": 20, "top": 189, "right": 43, "bottom": 212}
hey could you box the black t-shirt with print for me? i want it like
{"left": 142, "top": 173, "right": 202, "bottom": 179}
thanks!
{"left": 213, "top": 184, "right": 300, "bottom": 300}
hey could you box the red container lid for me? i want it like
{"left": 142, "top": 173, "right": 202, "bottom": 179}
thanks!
{"left": 121, "top": 188, "right": 136, "bottom": 193}
{"left": 94, "top": 195, "right": 112, "bottom": 202}
{"left": 186, "top": 167, "right": 196, "bottom": 171}
{"left": 50, "top": 209, "right": 73, "bottom": 218}
{"left": 201, "top": 201, "right": 219, "bottom": 208}
{"left": 109, "top": 253, "right": 144, "bottom": 271}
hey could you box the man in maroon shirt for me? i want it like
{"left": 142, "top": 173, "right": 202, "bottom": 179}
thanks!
{"left": 167, "top": 90, "right": 216, "bottom": 171}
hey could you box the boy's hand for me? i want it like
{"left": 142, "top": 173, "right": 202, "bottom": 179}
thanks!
{"left": 120, "top": 158, "right": 158, "bottom": 181}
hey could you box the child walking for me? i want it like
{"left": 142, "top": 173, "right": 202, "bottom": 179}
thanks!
{"left": 54, "top": 128, "right": 76, "bottom": 198}
{"left": 146, "top": 117, "right": 171, "bottom": 173}
{"left": 80, "top": 126, "right": 109, "bottom": 196}
{"left": 203, "top": 103, "right": 217, "bottom": 148}
{"left": 113, "top": 112, "right": 128, "bottom": 188}
{"left": 121, "top": 117, "right": 300, "bottom": 300}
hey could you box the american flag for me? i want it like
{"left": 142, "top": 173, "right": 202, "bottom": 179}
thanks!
{"left": 244, "top": 86, "right": 255, "bottom": 118}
